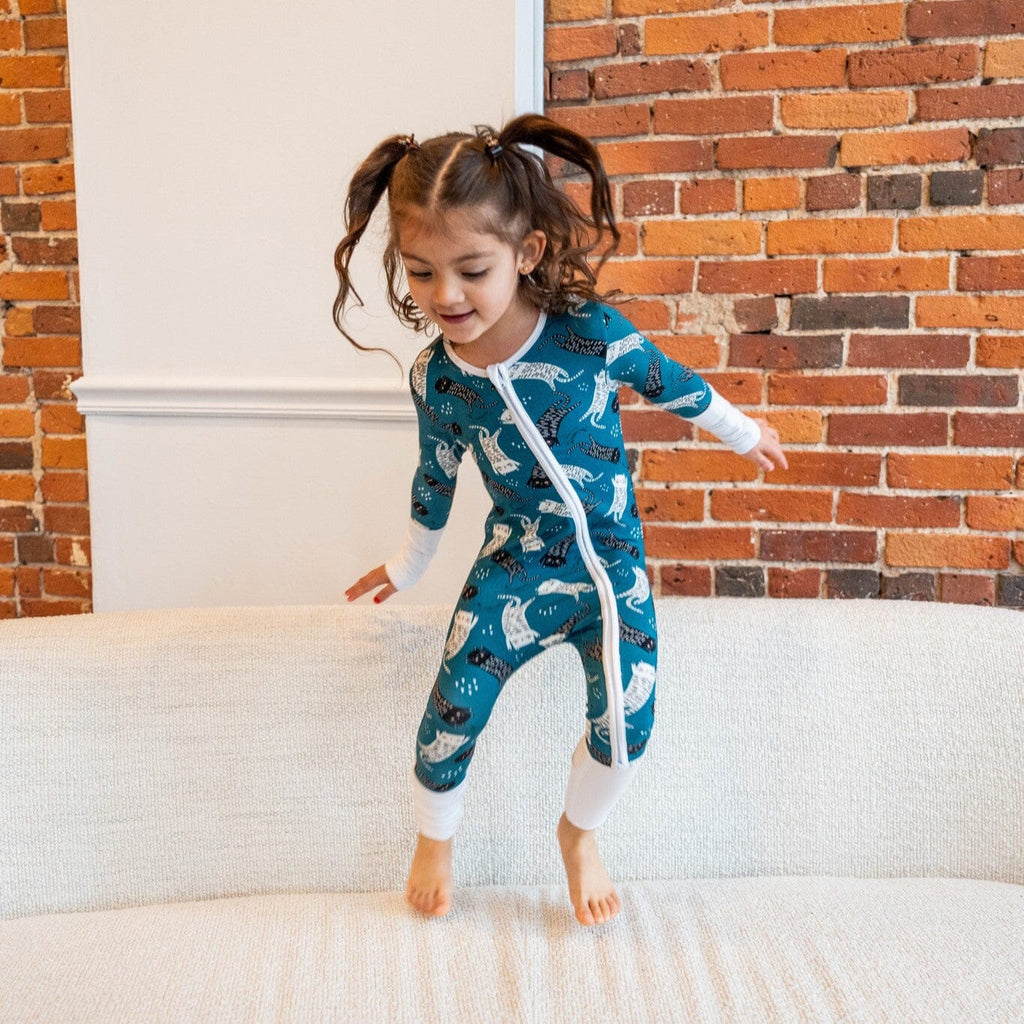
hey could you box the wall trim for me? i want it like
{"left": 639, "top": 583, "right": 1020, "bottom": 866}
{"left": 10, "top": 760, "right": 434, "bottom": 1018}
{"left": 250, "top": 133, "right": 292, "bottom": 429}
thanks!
{"left": 70, "top": 376, "right": 414, "bottom": 421}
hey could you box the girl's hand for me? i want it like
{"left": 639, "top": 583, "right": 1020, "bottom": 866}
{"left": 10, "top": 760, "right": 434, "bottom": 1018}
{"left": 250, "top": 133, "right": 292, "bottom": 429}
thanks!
{"left": 742, "top": 418, "right": 789, "bottom": 473}
{"left": 345, "top": 564, "right": 397, "bottom": 604}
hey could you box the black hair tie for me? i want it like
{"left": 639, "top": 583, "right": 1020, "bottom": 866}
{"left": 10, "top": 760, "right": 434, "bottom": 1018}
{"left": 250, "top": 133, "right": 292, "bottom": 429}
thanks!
{"left": 483, "top": 132, "right": 503, "bottom": 162}
{"left": 400, "top": 134, "right": 419, "bottom": 154}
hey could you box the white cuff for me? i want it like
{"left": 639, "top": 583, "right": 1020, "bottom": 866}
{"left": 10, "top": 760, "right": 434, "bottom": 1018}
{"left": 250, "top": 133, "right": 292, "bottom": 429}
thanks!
{"left": 690, "top": 386, "right": 761, "bottom": 454}
{"left": 411, "top": 769, "right": 467, "bottom": 840}
{"left": 385, "top": 519, "right": 444, "bottom": 591}
{"left": 563, "top": 735, "right": 643, "bottom": 831}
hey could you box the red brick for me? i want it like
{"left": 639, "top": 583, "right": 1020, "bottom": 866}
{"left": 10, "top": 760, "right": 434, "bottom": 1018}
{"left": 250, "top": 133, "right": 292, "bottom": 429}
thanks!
{"left": 774, "top": 3, "right": 903, "bottom": 45}
{"left": 40, "top": 471, "right": 87, "bottom": 502}
{"left": 848, "top": 43, "right": 978, "bottom": 86}
{"left": 546, "top": 24, "right": 618, "bottom": 62}
{"left": 767, "top": 452, "right": 881, "bottom": 487}
{"left": 549, "top": 69, "right": 589, "bottom": 102}
{"left": 645, "top": 11, "right": 769, "bottom": 55}
{"left": 744, "top": 177, "right": 802, "bottom": 211}
{"left": 660, "top": 564, "right": 712, "bottom": 596}
{"left": 623, "top": 180, "right": 674, "bottom": 217}
{"left": 653, "top": 95, "right": 772, "bottom": 135}
{"left": 22, "top": 16, "right": 67, "bottom": 50}
{"left": 597, "top": 258, "right": 695, "bottom": 295}
{"left": 899, "top": 375, "right": 1018, "bottom": 408}
{"left": 939, "top": 572, "right": 995, "bottom": 605}
{"left": 0, "top": 374, "right": 31, "bottom": 402}
{"left": 989, "top": 169, "right": 1024, "bottom": 206}
{"left": 838, "top": 493, "right": 960, "bottom": 528}
{"left": 886, "top": 532, "right": 1010, "bottom": 570}
{"left": 2, "top": 336, "right": 80, "bottom": 368}
{"left": 976, "top": 335, "right": 1024, "bottom": 368}
{"left": 0, "top": 271, "right": 68, "bottom": 300}
{"left": 904, "top": 214, "right": 1024, "bottom": 253}
{"left": 0, "top": 473, "right": 35, "bottom": 501}
{"left": 23, "top": 88, "right": 71, "bottom": 124}
{"left": 984, "top": 38, "right": 1024, "bottom": 78}
{"left": 698, "top": 259, "right": 816, "bottom": 295}
{"left": 41, "top": 435, "right": 85, "bottom": 469}
{"left": 916, "top": 84, "right": 1024, "bottom": 121}
{"left": 0, "top": 55, "right": 64, "bottom": 88}
{"left": 768, "top": 374, "right": 887, "bottom": 406}
{"left": 641, "top": 449, "right": 759, "bottom": 482}
{"left": 547, "top": 103, "right": 649, "bottom": 139}
{"left": 720, "top": 50, "right": 847, "bottom": 90}
{"left": 593, "top": 58, "right": 711, "bottom": 99}
{"left": 728, "top": 333, "right": 842, "bottom": 368}
{"left": 847, "top": 333, "right": 969, "bottom": 368}
{"left": 953, "top": 413, "right": 1024, "bottom": 447}
{"left": 907, "top": 0, "right": 1024, "bottom": 39}
{"left": 42, "top": 569, "right": 90, "bottom": 598}
{"left": 598, "top": 139, "right": 713, "bottom": 175}
{"left": 717, "top": 135, "right": 838, "bottom": 170}
{"left": 21, "top": 599, "right": 91, "bottom": 617}
{"left": 634, "top": 486, "right": 704, "bottom": 522}
{"left": 887, "top": 454, "right": 1015, "bottom": 490}
{"left": 701, "top": 372, "right": 762, "bottom": 406}
{"left": 645, "top": 525, "right": 755, "bottom": 560}
{"left": 652, "top": 333, "right": 720, "bottom": 368}
{"left": 613, "top": 0, "right": 732, "bottom": 13}
{"left": 44, "top": 505, "right": 91, "bottom": 535}
{"left": 710, "top": 488, "right": 833, "bottom": 523}
{"left": 828, "top": 413, "right": 948, "bottom": 447}
{"left": 840, "top": 127, "right": 970, "bottom": 168}
{"left": 549, "top": 0, "right": 605, "bottom": 20}
{"left": 966, "top": 495, "right": 1024, "bottom": 531}
{"left": 622, "top": 408, "right": 695, "bottom": 443}
{"left": 823, "top": 257, "right": 948, "bottom": 293}
{"left": 782, "top": 92, "right": 909, "bottom": 130}
{"left": 917, "top": 296, "right": 1024, "bottom": 330}
{"left": 767, "top": 217, "right": 893, "bottom": 255}
{"left": 958, "top": 255, "right": 1024, "bottom": 291}
{"left": 761, "top": 529, "right": 878, "bottom": 564}
{"left": 768, "top": 567, "right": 821, "bottom": 598}
{"left": 644, "top": 219, "right": 760, "bottom": 256}
{"left": 678, "top": 178, "right": 735, "bottom": 213}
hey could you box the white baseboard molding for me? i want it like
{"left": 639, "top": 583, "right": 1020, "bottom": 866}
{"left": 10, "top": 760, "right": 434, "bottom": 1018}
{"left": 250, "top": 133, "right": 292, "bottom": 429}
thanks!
{"left": 70, "top": 376, "right": 414, "bottom": 421}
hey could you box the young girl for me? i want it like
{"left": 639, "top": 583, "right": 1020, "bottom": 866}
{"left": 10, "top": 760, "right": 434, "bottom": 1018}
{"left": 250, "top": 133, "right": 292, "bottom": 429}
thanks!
{"left": 336, "top": 114, "right": 787, "bottom": 927}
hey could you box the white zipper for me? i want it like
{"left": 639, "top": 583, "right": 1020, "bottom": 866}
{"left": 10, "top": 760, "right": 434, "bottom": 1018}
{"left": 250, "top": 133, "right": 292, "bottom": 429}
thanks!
{"left": 488, "top": 363, "right": 629, "bottom": 769}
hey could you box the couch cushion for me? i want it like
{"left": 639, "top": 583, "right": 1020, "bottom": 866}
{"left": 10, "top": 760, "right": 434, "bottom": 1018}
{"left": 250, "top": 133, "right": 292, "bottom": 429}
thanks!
{"left": 2, "top": 877, "right": 1022, "bottom": 1023}
{"left": 3, "top": 601, "right": 1023, "bottom": 920}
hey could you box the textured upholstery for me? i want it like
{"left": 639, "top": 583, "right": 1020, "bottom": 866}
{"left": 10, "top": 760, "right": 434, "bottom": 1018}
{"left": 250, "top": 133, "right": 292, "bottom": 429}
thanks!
{"left": 1, "top": 598, "right": 1022, "bottom": 1021}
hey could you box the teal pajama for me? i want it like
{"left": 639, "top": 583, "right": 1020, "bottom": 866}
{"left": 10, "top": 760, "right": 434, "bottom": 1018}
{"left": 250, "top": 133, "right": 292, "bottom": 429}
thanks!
{"left": 397, "top": 301, "right": 745, "bottom": 795}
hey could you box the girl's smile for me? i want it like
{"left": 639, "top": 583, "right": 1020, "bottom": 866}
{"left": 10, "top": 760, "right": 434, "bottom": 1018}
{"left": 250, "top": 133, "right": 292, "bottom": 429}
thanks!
{"left": 398, "top": 209, "right": 545, "bottom": 367}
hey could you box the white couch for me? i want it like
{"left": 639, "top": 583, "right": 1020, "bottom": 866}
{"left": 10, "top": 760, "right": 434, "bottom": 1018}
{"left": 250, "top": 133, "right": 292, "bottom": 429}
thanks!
{"left": 1, "top": 598, "right": 1022, "bottom": 1023}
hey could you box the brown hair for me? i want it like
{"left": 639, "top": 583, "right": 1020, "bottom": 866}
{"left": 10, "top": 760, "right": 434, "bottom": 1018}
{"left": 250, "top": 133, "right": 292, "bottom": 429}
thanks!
{"left": 332, "top": 113, "right": 622, "bottom": 362}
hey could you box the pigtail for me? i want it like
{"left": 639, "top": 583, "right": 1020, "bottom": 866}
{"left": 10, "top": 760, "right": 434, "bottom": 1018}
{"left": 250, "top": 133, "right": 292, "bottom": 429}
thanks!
{"left": 499, "top": 114, "right": 620, "bottom": 265}
{"left": 332, "top": 135, "right": 417, "bottom": 366}
{"left": 472, "top": 114, "right": 622, "bottom": 314}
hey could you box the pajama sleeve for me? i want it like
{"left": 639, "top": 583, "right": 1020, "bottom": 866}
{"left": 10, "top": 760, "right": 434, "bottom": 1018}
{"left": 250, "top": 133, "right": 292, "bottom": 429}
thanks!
{"left": 603, "top": 305, "right": 761, "bottom": 455}
{"left": 385, "top": 358, "right": 467, "bottom": 590}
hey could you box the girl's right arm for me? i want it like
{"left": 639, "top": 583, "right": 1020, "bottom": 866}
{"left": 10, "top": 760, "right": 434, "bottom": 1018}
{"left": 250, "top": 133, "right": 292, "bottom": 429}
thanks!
{"left": 345, "top": 351, "right": 467, "bottom": 603}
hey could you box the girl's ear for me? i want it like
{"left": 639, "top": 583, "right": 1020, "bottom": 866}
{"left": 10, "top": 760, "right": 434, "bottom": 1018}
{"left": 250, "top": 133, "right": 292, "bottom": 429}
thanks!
{"left": 520, "top": 229, "right": 546, "bottom": 269}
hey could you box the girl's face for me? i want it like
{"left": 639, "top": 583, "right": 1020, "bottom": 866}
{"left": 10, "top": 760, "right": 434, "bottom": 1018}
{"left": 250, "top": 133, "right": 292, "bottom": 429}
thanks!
{"left": 397, "top": 207, "right": 545, "bottom": 357}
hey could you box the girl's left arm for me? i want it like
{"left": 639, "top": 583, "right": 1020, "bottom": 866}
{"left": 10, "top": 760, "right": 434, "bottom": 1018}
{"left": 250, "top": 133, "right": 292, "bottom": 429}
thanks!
{"left": 604, "top": 306, "right": 787, "bottom": 472}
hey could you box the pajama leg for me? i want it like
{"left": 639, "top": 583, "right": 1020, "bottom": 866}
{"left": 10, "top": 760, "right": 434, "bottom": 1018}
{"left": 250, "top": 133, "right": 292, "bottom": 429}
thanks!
{"left": 564, "top": 586, "right": 657, "bottom": 828}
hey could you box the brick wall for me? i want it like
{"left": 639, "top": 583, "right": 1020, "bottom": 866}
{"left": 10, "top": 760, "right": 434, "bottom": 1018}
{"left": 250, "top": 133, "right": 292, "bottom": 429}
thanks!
{"left": 547, "top": 0, "right": 1024, "bottom": 606}
{"left": 0, "top": 0, "right": 89, "bottom": 618}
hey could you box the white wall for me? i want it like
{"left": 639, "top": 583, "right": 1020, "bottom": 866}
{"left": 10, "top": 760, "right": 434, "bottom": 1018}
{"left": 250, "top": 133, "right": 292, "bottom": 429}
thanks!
{"left": 68, "top": 1, "right": 543, "bottom": 611}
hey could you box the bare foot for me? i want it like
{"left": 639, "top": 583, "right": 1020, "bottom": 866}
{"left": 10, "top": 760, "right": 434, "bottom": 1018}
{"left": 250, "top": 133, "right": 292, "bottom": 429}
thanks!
{"left": 556, "top": 813, "right": 621, "bottom": 926}
{"left": 406, "top": 833, "right": 453, "bottom": 917}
